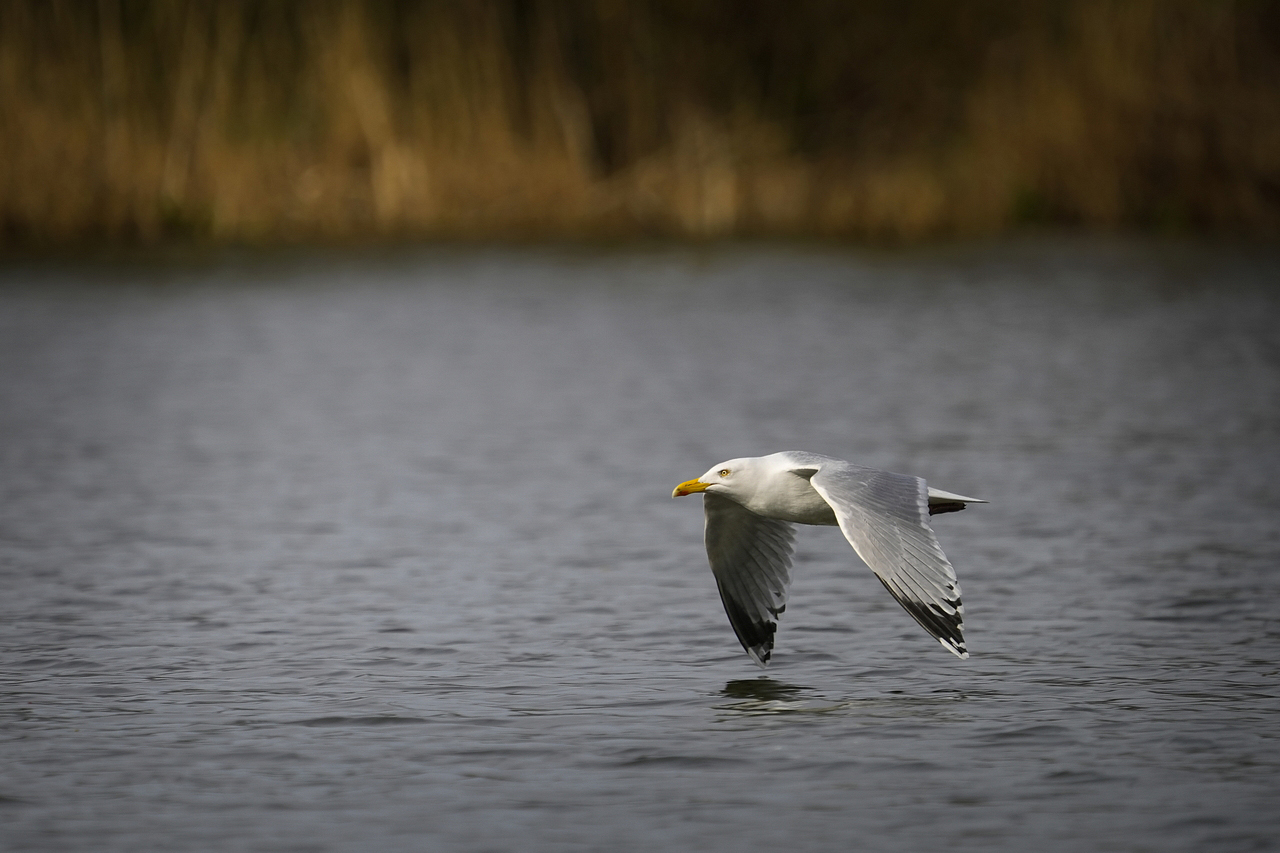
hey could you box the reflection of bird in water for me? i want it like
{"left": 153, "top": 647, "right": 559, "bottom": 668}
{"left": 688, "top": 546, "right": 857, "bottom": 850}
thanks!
{"left": 673, "top": 451, "right": 984, "bottom": 666}
{"left": 720, "top": 678, "right": 806, "bottom": 703}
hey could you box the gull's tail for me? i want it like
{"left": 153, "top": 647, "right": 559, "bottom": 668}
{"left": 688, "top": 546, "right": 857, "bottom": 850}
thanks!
{"left": 926, "top": 487, "right": 987, "bottom": 517}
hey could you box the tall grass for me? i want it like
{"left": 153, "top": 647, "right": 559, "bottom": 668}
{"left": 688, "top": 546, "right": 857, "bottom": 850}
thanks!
{"left": 1, "top": 0, "right": 1277, "bottom": 245}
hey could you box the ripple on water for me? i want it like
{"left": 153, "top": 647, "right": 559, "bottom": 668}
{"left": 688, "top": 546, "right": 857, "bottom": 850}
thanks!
{"left": 1, "top": 243, "right": 1278, "bottom": 853}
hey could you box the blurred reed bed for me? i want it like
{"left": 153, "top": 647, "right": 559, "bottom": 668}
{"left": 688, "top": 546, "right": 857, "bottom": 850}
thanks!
{"left": 1, "top": 0, "right": 1277, "bottom": 245}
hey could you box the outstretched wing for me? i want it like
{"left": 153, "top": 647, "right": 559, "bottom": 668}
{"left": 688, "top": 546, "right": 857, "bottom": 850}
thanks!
{"left": 809, "top": 465, "right": 968, "bottom": 658}
{"left": 702, "top": 492, "right": 796, "bottom": 666}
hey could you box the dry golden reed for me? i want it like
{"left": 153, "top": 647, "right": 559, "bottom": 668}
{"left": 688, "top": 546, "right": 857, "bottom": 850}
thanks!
{"left": 1, "top": 0, "right": 1277, "bottom": 245}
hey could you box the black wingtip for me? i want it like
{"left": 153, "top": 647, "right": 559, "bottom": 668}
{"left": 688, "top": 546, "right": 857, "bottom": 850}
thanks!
{"left": 877, "top": 577, "right": 966, "bottom": 658}
{"left": 716, "top": 580, "right": 778, "bottom": 665}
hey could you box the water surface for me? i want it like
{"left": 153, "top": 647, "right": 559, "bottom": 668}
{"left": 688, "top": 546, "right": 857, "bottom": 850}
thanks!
{"left": 1, "top": 241, "right": 1278, "bottom": 852}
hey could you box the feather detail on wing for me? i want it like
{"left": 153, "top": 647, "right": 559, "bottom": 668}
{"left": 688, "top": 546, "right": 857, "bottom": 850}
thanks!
{"left": 809, "top": 465, "right": 968, "bottom": 658}
{"left": 701, "top": 492, "right": 796, "bottom": 667}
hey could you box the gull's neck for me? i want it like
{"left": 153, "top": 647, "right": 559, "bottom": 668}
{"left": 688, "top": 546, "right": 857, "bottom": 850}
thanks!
{"left": 737, "top": 453, "right": 838, "bottom": 526}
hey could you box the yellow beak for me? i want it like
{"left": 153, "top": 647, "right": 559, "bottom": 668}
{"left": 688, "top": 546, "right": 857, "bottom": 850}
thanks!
{"left": 672, "top": 478, "right": 710, "bottom": 498}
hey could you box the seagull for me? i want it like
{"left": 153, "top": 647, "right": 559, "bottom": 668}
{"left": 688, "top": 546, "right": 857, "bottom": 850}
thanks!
{"left": 672, "top": 451, "right": 984, "bottom": 666}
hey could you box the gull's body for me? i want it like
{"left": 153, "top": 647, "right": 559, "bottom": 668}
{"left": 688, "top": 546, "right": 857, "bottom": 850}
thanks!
{"left": 672, "top": 451, "right": 984, "bottom": 666}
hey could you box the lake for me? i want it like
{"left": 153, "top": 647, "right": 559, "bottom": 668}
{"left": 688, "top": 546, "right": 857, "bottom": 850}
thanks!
{"left": 1, "top": 240, "right": 1278, "bottom": 852}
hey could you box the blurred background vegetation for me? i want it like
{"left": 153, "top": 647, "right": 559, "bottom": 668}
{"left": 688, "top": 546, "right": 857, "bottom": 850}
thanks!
{"left": 2, "top": 0, "right": 1278, "bottom": 246}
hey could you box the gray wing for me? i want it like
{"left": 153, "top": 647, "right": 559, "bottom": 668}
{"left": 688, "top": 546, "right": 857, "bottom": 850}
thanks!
{"left": 702, "top": 492, "right": 796, "bottom": 667}
{"left": 809, "top": 465, "right": 968, "bottom": 658}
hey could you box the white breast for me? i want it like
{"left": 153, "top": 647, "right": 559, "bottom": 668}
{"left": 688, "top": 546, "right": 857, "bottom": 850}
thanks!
{"left": 741, "top": 469, "right": 838, "bottom": 526}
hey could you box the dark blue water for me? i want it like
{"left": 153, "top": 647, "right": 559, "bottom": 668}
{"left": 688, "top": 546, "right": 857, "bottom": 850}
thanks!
{"left": 2, "top": 241, "right": 1278, "bottom": 852}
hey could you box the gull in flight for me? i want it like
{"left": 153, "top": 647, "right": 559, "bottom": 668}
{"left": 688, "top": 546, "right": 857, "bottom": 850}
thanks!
{"left": 672, "top": 451, "right": 984, "bottom": 666}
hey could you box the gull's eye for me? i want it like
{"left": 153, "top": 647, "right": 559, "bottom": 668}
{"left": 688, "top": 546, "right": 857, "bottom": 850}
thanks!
{"left": 718, "top": 469, "right": 731, "bottom": 477}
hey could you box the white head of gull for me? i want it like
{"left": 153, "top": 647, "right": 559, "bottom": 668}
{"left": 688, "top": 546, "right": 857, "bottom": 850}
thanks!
{"left": 672, "top": 451, "right": 984, "bottom": 667}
